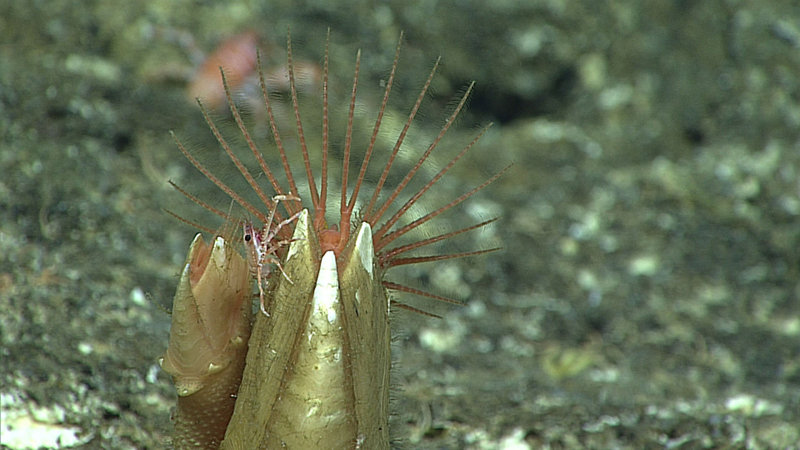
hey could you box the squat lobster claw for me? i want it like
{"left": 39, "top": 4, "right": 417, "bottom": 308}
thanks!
{"left": 243, "top": 194, "right": 303, "bottom": 316}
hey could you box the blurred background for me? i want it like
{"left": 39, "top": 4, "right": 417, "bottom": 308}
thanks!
{"left": 2, "top": 0, "right": 799, "bottom": 448}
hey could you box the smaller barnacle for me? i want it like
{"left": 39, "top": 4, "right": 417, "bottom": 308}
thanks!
{"left": 160, "top": 232, "right": 251, "bottom": 448}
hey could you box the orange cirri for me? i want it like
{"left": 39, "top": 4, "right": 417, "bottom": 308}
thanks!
{"left": 174, "top": 32, "right": 506, "bottom": 315}
{"left": 163, "top": 31, "right": 508, "bottom": 448}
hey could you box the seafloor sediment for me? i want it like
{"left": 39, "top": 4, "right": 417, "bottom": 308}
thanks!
{"left": 2, "top": 1, "right": 799, "bottom": 448}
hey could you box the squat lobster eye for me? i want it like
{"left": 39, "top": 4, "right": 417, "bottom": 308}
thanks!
{"left": 242, "top": 223, "right": 256, "bottom": 241}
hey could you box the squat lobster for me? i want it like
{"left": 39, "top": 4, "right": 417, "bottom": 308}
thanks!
{"left": 243, "top": 194, "right": 303, "bottom": 316}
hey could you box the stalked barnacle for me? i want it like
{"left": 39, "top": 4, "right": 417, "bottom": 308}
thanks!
{"left": 165, "top": 31, "right": 508, "bottom": 448}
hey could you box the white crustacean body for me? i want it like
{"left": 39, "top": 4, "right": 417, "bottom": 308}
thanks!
{"left": 242, "top": 194, "right": 302, "bottom": 316}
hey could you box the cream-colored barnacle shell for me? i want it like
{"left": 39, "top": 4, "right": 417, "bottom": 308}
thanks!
{"left": 222, "top": 212, "right": 390, "bottom": 449}
{"left": 161, "top": 234, "right": 251, "bottom": 392}
{"left": 161, "top": 233, "right": 252, "bottom": 448}
{"left": 337, "top": 222, "right": 390, "bottom": 449}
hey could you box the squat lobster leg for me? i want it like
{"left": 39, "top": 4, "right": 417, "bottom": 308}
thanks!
{"left": 243, "top": 194, "right": 303, "bottom": 316}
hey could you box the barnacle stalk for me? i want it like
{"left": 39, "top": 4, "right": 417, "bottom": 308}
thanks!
{"left": 165, "top": 31, "right": 507, "bottom": 448}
